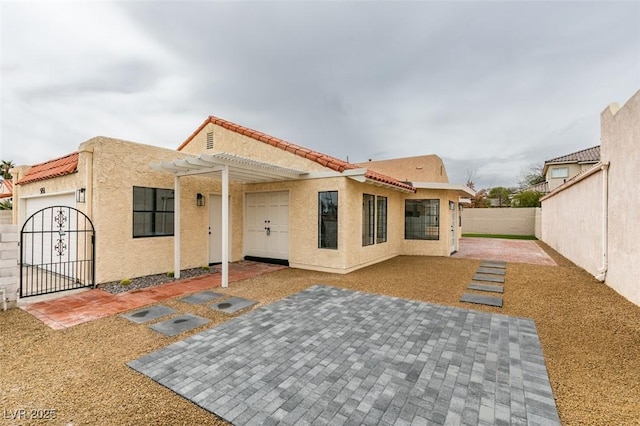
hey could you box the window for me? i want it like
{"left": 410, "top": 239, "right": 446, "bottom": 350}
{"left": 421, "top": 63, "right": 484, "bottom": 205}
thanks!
{"left": 362, "top": 194, "right": 375, "bottom": 246}
{"left": 405, "top": 199, "right": 439, "bottom": 240}
{"left": 377, "top": 196, "right": 387, "bottom": 243}
{"left": 550, "top": 167, "right": 569, "bottom": 178}
{"left": 318, "top": 191, "right": 338, "bottom": 249}
{"left": 206, "top": 132, "right": 214, "bottom": 149}
{"left": 133, "top": 186, "right": 175, "bottom": 237}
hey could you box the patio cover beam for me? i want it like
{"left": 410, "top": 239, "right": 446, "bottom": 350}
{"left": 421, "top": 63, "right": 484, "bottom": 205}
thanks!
{"left": 151, "top": 153, "right": 307, "bottom": 289}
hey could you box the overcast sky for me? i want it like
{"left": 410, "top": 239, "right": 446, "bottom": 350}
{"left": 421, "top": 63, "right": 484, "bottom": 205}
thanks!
{"left": 1, "top": 1, "right": 639, "bottom": 189}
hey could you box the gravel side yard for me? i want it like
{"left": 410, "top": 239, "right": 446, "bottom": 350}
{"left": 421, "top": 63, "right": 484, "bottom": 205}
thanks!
{"left": 1, "top": 243, "right": 639, "bottom": 425}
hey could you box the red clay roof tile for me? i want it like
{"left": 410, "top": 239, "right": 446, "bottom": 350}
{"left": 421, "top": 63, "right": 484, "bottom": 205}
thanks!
{"left": 178, "top": 116, "right": 415, "bottom": 192}
{"left": 17, "top": 152, "right": 79, "bottom": 185}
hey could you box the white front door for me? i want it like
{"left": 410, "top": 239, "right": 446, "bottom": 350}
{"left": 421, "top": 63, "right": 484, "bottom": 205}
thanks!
{"left": 450, "top": 201, "right": 457, "bottom": 254}
{"left": 245, "top": 191, "right": 289, "bottom": 260}
{"left": 209, "top": 195, "right": 231, "bottom": 264}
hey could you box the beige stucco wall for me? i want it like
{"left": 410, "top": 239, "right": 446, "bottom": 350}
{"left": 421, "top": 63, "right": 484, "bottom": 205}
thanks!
{"left": 180, "top": 123, "right": 328, "bottom": 173}
{"left": 83, "top": 137, "right": 246, "bottom": 283}
{"left": 541, "top": 171, "right": 603, "bottom": 277}
{"left": 401, "top": 189, "right": 460, "bottom": 256}
{"left": 534, "top": 207, "right": 542, "bottom": 240}
{"left": 600, "top": 89, "right": 640, "bottom": 306}
{"left": 356, "top": 155, "right": 449, "bottom": 183}
{"left": 461, "top": 208, "right": 537, "bottom": 236}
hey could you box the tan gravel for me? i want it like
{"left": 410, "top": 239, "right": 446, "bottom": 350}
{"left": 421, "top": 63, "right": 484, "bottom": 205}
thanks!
{"left": 2, "top": 243, "right": 640, "bottom": 425}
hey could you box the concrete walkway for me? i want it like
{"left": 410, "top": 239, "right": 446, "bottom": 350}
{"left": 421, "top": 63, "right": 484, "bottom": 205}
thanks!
{"left": 452, "top": 237, "right": 557, "bottom": 266}
{"left": 129, "top": 285, "right": 560, "bottom": 425}
{"left": 21, "top": 261, "right": 286, "bottom": 329}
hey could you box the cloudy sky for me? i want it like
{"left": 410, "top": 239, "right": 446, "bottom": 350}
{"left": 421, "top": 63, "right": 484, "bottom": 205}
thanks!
{"left": 1, "top": 1, "right": 639, "bottom": 189}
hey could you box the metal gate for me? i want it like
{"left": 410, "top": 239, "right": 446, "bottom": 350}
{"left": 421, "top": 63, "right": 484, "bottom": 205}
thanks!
{"left": 20, "top": 206, "right": 95, "bottom": 297}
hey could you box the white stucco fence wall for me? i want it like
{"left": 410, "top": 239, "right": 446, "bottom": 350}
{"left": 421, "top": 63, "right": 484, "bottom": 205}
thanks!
{"left": 461, "top": 207, "right": 538, "bottom": 236}
{"left": 0, "top": 224, "right": 19, "bottom": 310}
{"left": 600, "top": 91, "right": 640, "bottom": 306}
{"left": 541, "top": 171, "right": 603, "bottom": 277}
{"left": 0, "top": 211, "right": 11, "bottom": 225}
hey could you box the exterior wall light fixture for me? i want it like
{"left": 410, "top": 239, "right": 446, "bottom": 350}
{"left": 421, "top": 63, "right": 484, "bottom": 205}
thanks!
{"left": 76, "top": 188, "right": 86, "bottom": 203}
{"left": 196, "top": 193, "right": 205, "bottom": 207}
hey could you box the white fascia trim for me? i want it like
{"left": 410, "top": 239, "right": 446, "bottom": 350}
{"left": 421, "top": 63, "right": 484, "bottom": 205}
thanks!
{"left": 411, "top": 182, "right": 476, "bottom": 197}
{"left": 302, "top": 168, "right": 368, "bottom": 180}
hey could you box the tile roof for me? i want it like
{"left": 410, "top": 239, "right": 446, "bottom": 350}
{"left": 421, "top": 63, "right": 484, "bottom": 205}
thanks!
{"left": 0, "top": 179, "right": 13, "bottom": 196}
{"left": 546, "top": 145, "right": 600, "bottom": 164}
{"left": 17, "top": 152, "right": 79, "bottom": 185}
{"left": 179, "top": 116, "right": 416, "bottom": 192}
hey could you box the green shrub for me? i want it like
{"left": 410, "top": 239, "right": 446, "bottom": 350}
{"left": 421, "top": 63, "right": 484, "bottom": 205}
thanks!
{"left": 200, "top": 265, "right": 210, "bottom": 271}
{"left": 120, "top": 278, "right": 131, "bottom": 286}
{"left": 167, "top": 271, "right": 175, "bottom": 278}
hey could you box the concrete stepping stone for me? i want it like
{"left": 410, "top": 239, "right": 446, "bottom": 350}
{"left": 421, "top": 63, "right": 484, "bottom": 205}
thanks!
{"left": 210, "top": 297, "right": 257, "bottom": 314}
{"left": 180, "top": 291, "right": 224, "bottom": 305}
{"left": 473, "top": 274, "right": 505, "bottom": 283}
{"left": 460, "top": 293, "right": 503, "bottom": 307}
{"left": 468, "top": 283, "right": 504, "bottom": 293}
{"left": 477, "top": 267, "right": 506, "bottom": 276}
{"left": 148, "top": 314, "right": 210, "bottom": 337}
{"left": 120, "top": 305, "right": 176, "bottom": 324}
{"left": 480, "top": 260, "right": 506, "bottom": 269}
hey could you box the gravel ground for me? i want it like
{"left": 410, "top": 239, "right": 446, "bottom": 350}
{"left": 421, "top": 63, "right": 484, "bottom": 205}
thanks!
{"left": 2, "top": 242, "right": 640, "bottom": 425}
{"left": 99, "top": 267, "right": 219, "bottom": 294}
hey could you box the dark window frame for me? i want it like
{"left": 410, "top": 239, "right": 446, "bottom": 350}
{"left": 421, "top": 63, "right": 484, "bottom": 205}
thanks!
{"left": 133, "top": 186, "right": 175, "bottom": 238}
{"left": 376, "top": 196, "right": 388, "bottom": 243}
{"left": 362, "top": 194, "right": 375, "bottom": 246}
{"left": 318, "top": 191, "right": 338, "bottom": 249}
{"left": 404, "top": 199, "right": 440, "bottom": 240}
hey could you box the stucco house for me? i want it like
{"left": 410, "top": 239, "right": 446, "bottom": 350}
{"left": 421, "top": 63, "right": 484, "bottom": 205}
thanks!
{"left": 11, "top": 115, "right": 473, "bottom": 297}
{"left": 542, "top": 145, "right": 600, "bottom": 192}
{"left": 522, "top": 145, "right": 601, "bottom": 194}
{"left": 541, "top": 88, "right": 640, "bottom": 307}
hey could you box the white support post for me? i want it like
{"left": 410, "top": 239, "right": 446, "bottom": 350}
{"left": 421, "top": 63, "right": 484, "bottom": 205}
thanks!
{"left": 221, "top": 165, "right": 229, "bottom": 288}
{"left": 174, "top": 175, "right": 181, "bottom": 279}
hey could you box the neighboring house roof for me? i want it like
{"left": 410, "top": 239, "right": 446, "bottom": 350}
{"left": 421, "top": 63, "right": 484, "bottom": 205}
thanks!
{"left": 544, "top": 145, "right": 600, "bottom": 171}
{"left": 179, "top": 116, "right": 416, "bottom": 192}
{"left": 17, "top": 152, "right": 79, "bottom": 185}
{"left": 0, "top": 179, "right": 13, "bottom": 198}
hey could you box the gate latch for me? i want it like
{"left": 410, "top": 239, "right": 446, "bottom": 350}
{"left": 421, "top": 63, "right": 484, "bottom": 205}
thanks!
{"left": 265, "top": 227, "right": 271, "bottom": 236}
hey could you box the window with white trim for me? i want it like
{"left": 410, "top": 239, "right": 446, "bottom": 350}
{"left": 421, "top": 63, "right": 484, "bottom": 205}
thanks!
{"left": 550, "top": 167, "right": 569, "bottom": 178}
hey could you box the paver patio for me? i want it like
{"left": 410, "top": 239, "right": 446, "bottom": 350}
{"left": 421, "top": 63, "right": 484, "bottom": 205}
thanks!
{"left": 453, "top": 237, "right": 557, "bottom": 266}
{"left": 129, "top": 285, "right": 560, "bottom": 425}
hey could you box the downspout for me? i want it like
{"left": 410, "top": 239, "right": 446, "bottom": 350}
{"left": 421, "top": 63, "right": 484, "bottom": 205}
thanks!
{"left": 596, "top": 162, "right": 609, "bottom": 281}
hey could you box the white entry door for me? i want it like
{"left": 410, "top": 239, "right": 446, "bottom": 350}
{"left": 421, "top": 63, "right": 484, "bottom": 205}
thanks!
{"left": 245, "top": 191, "right": 289, "bottom": 260}
{"left": 209, "top": 195, "right": 231, "bottom": 264}
{"left": 450, "top": 201, "right": 457, "bottom": 254}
